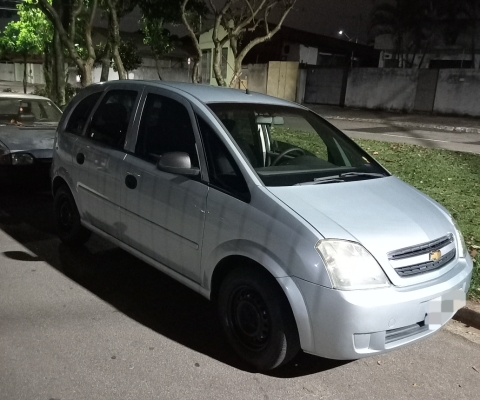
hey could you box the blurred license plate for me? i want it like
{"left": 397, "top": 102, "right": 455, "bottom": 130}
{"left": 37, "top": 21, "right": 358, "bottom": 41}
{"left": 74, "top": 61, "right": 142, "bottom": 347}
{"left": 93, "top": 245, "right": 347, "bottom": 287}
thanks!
{"left": 425, "top": 289, "right": 466, "bottom": 328}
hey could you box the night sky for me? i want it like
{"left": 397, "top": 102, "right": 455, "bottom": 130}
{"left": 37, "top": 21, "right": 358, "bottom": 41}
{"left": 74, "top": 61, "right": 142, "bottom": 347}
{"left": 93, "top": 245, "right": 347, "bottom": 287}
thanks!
{"left": 113, "top": 0, "right": 377, "bottom": 44}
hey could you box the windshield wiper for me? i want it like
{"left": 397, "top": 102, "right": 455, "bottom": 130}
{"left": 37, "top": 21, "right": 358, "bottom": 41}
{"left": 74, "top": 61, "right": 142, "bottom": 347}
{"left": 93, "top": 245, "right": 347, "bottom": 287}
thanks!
{"left": 338, "top": 172, "right": 386, "bottom": 178}
{"left": 295, "top": 176, "right": 344, "bottom": 185}
{"left": 295, "top": 171, "right": 386, "bottom": 186}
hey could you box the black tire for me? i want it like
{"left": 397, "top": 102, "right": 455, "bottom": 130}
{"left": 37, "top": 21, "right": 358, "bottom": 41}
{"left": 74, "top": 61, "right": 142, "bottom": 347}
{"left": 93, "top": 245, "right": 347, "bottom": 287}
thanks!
{"left": 54, "top": 185, "right": 91, "bottom": 246}
{"left": 218, "top": 267, "right": 300, "bottom": 370}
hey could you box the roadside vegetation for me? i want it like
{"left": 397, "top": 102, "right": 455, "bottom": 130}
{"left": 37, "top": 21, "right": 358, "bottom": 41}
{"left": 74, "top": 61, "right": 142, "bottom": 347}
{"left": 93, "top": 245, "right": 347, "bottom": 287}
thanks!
{"left": 355, "top": 139, "right": 480, "bottom": 300}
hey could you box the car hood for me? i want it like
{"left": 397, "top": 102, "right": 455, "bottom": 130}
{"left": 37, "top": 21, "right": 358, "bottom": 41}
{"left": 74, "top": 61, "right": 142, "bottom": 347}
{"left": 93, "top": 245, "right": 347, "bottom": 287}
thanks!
{"left": 267, "top": 176, "right": 457, "bottom": 286}
{"left": 0, "top": 124, "right": 56, "bottom": 158}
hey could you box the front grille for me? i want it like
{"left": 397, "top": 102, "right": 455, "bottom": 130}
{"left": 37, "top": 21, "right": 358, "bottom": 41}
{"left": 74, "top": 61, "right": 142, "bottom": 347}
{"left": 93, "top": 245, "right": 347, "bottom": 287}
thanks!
{"left": 388, "top": 234, "right": 454, "bottom": 260}
{"left": 385, "top": 321, "right": 428, "bottom": 344}
{"left": 395, "top": 248, "right": 456, "bottom": 277}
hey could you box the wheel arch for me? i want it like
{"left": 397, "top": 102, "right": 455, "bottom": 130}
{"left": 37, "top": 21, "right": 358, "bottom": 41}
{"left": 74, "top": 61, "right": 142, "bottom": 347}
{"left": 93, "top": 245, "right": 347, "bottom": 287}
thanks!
{"left": 52, "top": 175, "right": 69, "bottom": 196}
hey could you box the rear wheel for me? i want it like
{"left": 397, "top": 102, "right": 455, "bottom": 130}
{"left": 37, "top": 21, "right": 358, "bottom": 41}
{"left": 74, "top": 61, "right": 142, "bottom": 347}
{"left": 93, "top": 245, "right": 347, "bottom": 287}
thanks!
{"left": 218, "top": 267, "right": 300, "bottom": 370}
{"left": 54, "top": 186, "right": 91, "bottom": 246}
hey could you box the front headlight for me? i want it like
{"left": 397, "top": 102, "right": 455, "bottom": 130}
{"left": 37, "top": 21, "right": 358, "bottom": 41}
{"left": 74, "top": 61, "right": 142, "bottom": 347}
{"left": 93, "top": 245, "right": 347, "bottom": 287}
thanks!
{"left": 315, "top": 239, "right": 390, "bottom": 290}
{"left": 452, "top": 218, "right": 468, "bottom": 258}
{"left": 11, "top": 153, "right": 34, "bottom": 165}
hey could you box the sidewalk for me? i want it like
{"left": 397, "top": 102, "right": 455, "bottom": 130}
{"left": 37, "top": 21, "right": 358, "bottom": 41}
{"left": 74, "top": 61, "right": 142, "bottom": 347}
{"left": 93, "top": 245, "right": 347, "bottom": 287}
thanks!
{"left": 306, "top": 104, "right": 480, "bottom": 134}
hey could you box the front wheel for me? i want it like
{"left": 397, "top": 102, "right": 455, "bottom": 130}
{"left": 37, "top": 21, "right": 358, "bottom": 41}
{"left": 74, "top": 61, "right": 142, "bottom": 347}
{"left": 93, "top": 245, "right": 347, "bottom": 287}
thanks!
{"left": 218, "top": 267, "right": 300, "bottom": 370}
{"left": 54, "top": 185, "right": 91, "bottom": 246}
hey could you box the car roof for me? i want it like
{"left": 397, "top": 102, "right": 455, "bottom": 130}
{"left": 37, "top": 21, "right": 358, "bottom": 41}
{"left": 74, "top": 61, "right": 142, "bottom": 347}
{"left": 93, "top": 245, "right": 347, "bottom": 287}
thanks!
{"left": 0, "top": 93, "right": 52, "bottom": 101}
{"left": 91, "top": 80, "right": 304, "bottom": 108}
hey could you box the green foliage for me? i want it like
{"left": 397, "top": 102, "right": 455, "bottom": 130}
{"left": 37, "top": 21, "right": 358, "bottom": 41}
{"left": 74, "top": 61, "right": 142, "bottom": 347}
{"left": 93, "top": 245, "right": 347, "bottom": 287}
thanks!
{"left": 112, "top": 40, "right": 142, "bottom": 73}
{"left": 141, "top": 16, "right": 177, "bottom": 58}
{"left": 0, "top": 0, "right": 52, "bottom": 57}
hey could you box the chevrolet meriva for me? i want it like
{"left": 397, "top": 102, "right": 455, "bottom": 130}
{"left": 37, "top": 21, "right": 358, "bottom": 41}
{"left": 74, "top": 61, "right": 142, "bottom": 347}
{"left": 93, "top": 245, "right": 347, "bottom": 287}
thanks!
{"left": 51, "top": 81, "right": 472, "bottom": 370}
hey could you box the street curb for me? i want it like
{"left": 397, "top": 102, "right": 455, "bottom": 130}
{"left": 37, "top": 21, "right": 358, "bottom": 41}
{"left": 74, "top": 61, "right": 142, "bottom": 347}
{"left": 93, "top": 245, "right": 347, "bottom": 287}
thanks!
{"left": 322, "top": 115, "right": 480, "bottom": 135}
{"left": 453, "top": 301, "right": 480, "bottom": 330}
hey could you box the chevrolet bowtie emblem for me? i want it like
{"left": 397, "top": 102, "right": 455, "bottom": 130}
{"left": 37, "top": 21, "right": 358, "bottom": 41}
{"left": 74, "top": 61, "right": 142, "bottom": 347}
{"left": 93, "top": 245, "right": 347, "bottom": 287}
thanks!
{"left": 429, "top": 250, "right": 442, "bottom": 261}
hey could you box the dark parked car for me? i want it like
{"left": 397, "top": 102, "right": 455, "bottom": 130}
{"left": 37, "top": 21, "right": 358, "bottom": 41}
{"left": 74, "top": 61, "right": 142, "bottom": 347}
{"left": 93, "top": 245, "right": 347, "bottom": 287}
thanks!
{"left": 0, "top": 93, "right": 62, "bottom": 184}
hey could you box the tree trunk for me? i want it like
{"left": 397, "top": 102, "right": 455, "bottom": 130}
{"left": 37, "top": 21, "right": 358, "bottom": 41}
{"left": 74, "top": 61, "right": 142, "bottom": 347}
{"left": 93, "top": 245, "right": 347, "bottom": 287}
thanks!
{"left": 23, "top": 54, "right": 27, "bottom": 94}
{"left": 43, "top": 44, "right": 53, "bottom": 99}
{"left": 191, "top": 59, "right": 199, "bottom": 83}
{"left": 81, "top": 61, "right": 94, "bottom": 87}
{"left": 107, "top": 0, "right": 126, "bottom": 80}
{"left": 38, "top": 0, "right": 98, "bottom": 88}
{"left": 112, "top": 45, "right": 126, "bottom": 80}
{"left": 212, "top": 45, "right": 227, "bottom": 86}
{"left": 229, "top": 59, "right": 243, "bottom": 88}
{"left": 154, "top": 56, "right": 163, "bottom": 80}
{"left": 100, "top": 42, "right": 111, "bottom": 82}
{"left": 181, "top": 0, "right": 202, "bottom": 84}
{"left": 53, "top": 29, "right": 66, "bottom": 107}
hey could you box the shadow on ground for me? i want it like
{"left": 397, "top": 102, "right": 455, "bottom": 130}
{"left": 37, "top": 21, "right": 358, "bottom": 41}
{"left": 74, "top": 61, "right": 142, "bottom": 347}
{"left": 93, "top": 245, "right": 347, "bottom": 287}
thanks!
{"left": 0, "top": 180, "right": 349, "bottom": 378}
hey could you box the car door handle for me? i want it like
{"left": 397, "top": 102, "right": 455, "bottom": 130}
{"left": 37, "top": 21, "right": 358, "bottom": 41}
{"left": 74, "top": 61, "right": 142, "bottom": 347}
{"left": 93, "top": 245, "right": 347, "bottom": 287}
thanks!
{"left": 76, "top": 153, "right": 85, "bottom": 165}
{"left": 125, "top": 174, "right": 137, "bottom": 189}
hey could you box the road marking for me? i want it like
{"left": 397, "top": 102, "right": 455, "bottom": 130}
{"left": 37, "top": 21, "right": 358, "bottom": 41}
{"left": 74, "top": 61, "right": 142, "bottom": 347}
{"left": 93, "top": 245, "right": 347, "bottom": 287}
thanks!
{"left": 381, "top": 134, "right": 449, "bottom": 143}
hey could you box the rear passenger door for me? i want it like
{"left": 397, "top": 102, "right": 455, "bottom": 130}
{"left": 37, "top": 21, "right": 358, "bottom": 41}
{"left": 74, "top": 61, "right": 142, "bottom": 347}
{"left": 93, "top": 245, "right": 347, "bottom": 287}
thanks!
{"left": 119, "top": 89, "right": 209, "bottom": 283}
{"left": 72, "top": 86, "right": 142, "bottom": 238}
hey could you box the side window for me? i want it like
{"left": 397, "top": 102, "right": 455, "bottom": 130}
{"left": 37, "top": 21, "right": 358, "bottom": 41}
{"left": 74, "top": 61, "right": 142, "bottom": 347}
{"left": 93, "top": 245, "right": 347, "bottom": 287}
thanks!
{"left": 65, "top": 92, "right": 102, "bottom": 135}
{"left": 197, "top": 115, "right": 250, "bottom": 202}
{"left": 88, "top": 90, "right": 137, "bottom": 146}
{"left": 135, "top": 94, "right": 198, "bottom": 166}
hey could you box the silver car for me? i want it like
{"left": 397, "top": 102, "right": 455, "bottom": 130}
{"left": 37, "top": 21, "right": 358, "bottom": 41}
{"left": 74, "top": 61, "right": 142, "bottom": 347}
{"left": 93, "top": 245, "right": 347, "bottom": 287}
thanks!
{"left": 51, "top": 81, "right": 473, "bottom": 370}
{"left": 0, "top": 93, "right": 61, "bottom": 183}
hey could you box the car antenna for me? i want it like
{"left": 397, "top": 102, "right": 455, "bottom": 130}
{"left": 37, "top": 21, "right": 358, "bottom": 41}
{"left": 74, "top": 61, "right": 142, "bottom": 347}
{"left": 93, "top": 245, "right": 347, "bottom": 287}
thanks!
{"left": 239, "top": 77, "right": 249, "bottom": 94}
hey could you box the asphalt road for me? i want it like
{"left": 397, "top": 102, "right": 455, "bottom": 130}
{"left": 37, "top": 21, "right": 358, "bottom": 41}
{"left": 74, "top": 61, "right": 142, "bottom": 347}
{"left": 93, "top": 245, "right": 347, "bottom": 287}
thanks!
{"left": 1, "top": 183, "right": 480, "bottom": 400}
{"left": 328, "top": 119, "right": 480, "bottom": 154}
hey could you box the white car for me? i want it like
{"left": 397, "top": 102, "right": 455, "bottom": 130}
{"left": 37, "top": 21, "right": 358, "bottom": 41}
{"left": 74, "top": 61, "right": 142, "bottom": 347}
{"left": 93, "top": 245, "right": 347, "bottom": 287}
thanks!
{"left": 51, "top": 81, "right": 472, "bottom": 370}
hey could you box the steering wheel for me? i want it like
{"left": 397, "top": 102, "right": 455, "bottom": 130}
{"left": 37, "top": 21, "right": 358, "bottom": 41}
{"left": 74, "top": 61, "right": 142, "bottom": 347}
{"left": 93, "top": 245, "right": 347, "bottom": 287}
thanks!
{"left": 271, "top": 147, "right": 305, "bottom": 166}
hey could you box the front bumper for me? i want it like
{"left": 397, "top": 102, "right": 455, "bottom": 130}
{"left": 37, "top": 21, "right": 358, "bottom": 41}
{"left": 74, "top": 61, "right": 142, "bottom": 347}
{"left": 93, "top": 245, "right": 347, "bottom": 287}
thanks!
{"left": 294, "top": 256, "right": 473, "bottom": 360}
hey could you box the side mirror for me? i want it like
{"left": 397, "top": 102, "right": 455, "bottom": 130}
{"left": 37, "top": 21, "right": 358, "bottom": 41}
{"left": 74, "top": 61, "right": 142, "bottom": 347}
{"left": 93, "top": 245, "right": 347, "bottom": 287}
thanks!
{"left": 157, "top": 152, "right": 200, "bottom": 176}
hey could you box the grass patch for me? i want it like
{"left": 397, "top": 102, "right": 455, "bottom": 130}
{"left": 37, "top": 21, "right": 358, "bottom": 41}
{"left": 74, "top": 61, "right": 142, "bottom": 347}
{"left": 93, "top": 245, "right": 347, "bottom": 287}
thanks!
{"left": 354, "top": 139, "right": 480, "bottom": 300}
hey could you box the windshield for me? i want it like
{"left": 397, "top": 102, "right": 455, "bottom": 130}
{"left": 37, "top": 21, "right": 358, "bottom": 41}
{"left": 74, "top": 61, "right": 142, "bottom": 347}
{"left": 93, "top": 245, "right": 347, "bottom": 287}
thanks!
{"left": 0, "top": 98, "right": 62, "bottom": 125}
{"left": 208, "top": 103, "right": 389, "bottom": 186}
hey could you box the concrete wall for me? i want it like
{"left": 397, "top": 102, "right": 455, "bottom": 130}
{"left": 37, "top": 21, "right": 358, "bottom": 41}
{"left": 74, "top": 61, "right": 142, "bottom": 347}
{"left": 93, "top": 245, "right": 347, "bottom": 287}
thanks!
{"left": 132, "top": 66, "right": 190, "bottom": 82}
{"left": 66, "top": 60, "right": 191, "bottom": 85}
{"left": 305, "top": 67, "right": 345, "bottom": 105}
{"left": 245, "top": 63, "right": 268, "bottom": 94}
{"left": 266, "top": 61, "right": 299, "bottom": 101}
{"left": 0, "top": 63, "right": 45, "bottom": 84}
{"left": 434, "top": 69, "right": 480, "bottom": 116}
{"left": 0, "top": 62, "right": 15, "bottom": 81}
{"left": 345, "top": 68, "right": 418, "bottom": 111}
